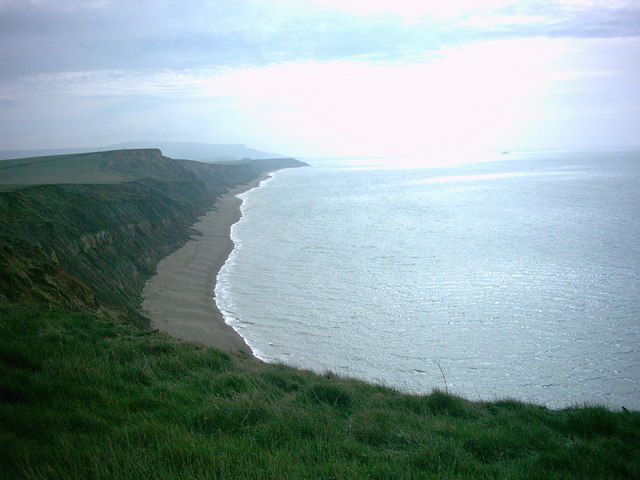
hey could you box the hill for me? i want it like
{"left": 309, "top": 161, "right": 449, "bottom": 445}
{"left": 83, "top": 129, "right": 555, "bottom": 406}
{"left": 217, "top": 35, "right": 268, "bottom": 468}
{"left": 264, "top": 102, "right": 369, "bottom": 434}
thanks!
{"left": 0, "top": 141, "right": 281, "bottom": 162}
{"left": 105, "top": 141, "right": 282, "bottom": 161}
{"left": 0, "top": 149, "right": 638, "bottom": 479}
{"left": 0, "top": 149, "right": 175, "bottom": 190}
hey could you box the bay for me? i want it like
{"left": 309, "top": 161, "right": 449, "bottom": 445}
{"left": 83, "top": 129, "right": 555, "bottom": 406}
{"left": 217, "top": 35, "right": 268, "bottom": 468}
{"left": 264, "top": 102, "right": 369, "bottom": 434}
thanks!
{"left": 216, "top": 150, "right": 640, "bottom": 409}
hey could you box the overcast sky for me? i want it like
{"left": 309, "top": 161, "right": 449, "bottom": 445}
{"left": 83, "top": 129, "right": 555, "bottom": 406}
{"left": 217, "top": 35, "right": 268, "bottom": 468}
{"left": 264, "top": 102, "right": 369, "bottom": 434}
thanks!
{"left": 1, "top": 0, "right": 638, "bottom": 157}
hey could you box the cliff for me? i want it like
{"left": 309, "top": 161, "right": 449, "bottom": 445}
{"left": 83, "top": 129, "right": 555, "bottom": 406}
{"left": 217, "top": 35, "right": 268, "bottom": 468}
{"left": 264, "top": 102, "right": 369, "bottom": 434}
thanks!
{"left": 0, "top": 149, "right": 306, "bottom": 323}
{"left": 0, "top": 141, "right": 282, "bottom": 162}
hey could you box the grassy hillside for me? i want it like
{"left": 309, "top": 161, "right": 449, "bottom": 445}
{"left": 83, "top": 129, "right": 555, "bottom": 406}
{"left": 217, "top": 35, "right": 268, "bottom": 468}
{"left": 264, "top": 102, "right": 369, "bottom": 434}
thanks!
{"left": 1, "top": 304, "right": 638, "bottom": 479}
{"left": 0, "top": 149, "right": 638, "bottom": 479}
{"left": 0, "top": 148, "right": 294, "bottom": 191}
{"left": 0, "top": 149, "right": 152, "bottom": 190}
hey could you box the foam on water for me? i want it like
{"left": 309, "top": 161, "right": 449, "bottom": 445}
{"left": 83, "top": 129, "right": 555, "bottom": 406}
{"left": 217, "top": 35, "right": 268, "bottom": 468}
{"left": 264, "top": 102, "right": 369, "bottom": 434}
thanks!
{"left": 214, "top": 173, "right": 280, "bottom": 362}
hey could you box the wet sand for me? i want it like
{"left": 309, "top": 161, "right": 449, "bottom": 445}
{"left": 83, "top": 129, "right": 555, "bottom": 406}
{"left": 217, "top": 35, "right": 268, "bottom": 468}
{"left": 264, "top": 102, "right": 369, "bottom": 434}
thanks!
{"left": 142, "top": 180, "right": 264, "bottom": 355}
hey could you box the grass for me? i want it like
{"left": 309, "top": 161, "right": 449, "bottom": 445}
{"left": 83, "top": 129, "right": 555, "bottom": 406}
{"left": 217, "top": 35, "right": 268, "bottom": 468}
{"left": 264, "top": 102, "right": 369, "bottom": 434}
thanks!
{"left": 0, "top": 150, "right": 139, "bottom": 190}
{"left": 1, "top": 304, "right": 638, "bottom": 479}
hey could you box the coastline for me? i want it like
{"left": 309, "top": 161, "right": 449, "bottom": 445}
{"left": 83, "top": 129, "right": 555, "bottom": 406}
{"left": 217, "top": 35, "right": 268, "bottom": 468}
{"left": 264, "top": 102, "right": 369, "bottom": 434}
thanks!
{"left": 142, "top": 177, "right": 268, "bottom": 356}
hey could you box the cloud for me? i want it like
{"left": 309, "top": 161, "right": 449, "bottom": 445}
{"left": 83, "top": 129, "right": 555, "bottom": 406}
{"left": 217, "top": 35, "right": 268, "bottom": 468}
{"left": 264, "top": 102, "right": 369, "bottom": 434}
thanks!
{"left": 0, "top": 0, "right": 638, "bottom": 153}
{"left": 1, "top": 0, "right": 638, "bottom": 82}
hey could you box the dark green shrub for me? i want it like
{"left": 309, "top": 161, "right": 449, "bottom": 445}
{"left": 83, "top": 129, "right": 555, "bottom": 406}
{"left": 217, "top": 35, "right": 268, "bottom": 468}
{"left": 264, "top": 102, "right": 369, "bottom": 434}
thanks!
{"left": 0, "top": 343, "right": 41, "bottom": 371}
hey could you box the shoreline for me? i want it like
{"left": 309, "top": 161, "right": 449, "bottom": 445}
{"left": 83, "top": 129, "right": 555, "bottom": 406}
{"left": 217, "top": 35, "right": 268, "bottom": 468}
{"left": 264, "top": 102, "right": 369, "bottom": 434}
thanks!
{"left": 142, "top": 177, "right": 269, "bottom": 356}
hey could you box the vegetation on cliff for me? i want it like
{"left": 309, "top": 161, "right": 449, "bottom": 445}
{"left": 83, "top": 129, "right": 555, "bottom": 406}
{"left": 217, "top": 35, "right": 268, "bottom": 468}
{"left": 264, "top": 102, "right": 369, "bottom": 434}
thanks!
{"left": 0, "top": 149, "right": 638, "bottom": 479}
{"left": 0, "top": 149, "right": 303, "bottom": 321}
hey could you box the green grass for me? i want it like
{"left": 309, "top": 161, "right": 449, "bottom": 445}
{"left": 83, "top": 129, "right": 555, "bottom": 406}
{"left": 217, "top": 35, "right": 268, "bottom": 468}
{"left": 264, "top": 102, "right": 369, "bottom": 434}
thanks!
{"left": 1, "top": 305, "right": 638, "bottom": 479}
{"left": 0, "top": 151, "right": 139, "bottom": 190}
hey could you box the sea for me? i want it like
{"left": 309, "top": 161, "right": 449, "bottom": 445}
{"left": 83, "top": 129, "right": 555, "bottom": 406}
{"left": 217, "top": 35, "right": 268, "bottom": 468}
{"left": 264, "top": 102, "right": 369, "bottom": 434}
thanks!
{"left": 215, "top": 150, "right": 640, "bottom": 410}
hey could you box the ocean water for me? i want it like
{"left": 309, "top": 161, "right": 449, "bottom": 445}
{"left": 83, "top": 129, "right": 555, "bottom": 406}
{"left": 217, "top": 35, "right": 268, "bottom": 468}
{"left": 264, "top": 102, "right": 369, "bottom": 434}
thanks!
{"left": 215, "top": 150, "right": 640, "bottom": 409}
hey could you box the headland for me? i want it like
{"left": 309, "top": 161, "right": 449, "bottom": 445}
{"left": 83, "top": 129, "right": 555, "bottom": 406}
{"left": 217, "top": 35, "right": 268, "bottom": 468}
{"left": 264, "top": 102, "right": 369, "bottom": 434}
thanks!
{"left": 0, "top": 148, "right": 306, "bottom": 330}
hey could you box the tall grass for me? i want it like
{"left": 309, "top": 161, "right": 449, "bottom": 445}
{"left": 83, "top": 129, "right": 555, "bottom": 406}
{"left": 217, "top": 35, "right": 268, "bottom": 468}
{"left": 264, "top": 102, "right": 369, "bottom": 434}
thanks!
{"left": 1, "top": 304, "right": 638, "bottom": 479}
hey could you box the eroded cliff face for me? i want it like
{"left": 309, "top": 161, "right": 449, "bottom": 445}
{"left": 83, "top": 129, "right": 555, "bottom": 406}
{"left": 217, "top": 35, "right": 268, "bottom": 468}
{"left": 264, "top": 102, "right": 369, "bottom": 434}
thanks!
{"left": 0, "top": 242, "right": 98, "bottom": 312}
{"left": 0, "top": 150, "right": 306, "bottom": 323}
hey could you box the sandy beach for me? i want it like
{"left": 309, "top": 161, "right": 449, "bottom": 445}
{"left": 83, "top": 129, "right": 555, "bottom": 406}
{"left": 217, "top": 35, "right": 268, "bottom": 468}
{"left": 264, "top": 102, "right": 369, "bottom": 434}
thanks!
{"left": 142, "top": 179, "right": 265, "bottom": 355}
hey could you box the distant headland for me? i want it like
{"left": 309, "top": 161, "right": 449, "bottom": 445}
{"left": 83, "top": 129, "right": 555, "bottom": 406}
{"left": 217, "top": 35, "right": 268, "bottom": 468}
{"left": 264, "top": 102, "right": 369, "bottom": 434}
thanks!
{"left": 0, "top": 140, "right": 284, "bottom": 162}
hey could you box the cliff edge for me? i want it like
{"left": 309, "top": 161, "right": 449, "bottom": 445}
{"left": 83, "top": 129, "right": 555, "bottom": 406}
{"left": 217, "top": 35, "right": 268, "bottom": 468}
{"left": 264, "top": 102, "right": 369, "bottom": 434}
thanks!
{"left": 0, "top": 149, "right": 306, "bottom": 323}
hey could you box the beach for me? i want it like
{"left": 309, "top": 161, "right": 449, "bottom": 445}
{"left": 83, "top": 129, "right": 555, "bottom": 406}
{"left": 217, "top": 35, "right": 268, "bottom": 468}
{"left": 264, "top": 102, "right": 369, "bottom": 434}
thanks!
{"left": 142, "top": 179, "right": 264, "bottom": 355}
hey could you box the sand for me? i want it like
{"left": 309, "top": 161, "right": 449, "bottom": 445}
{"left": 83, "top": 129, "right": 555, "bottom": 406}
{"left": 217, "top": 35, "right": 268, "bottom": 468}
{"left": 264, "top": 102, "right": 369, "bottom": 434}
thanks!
{"left": 141, "top": 180, "right": 265, "bottom": 355}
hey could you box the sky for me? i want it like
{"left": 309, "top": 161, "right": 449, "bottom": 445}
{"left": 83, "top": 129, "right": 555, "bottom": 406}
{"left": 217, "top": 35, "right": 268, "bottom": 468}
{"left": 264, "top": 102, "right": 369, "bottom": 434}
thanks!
{"left": 0, "top": 0, "right": 638, "bottom": 157}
